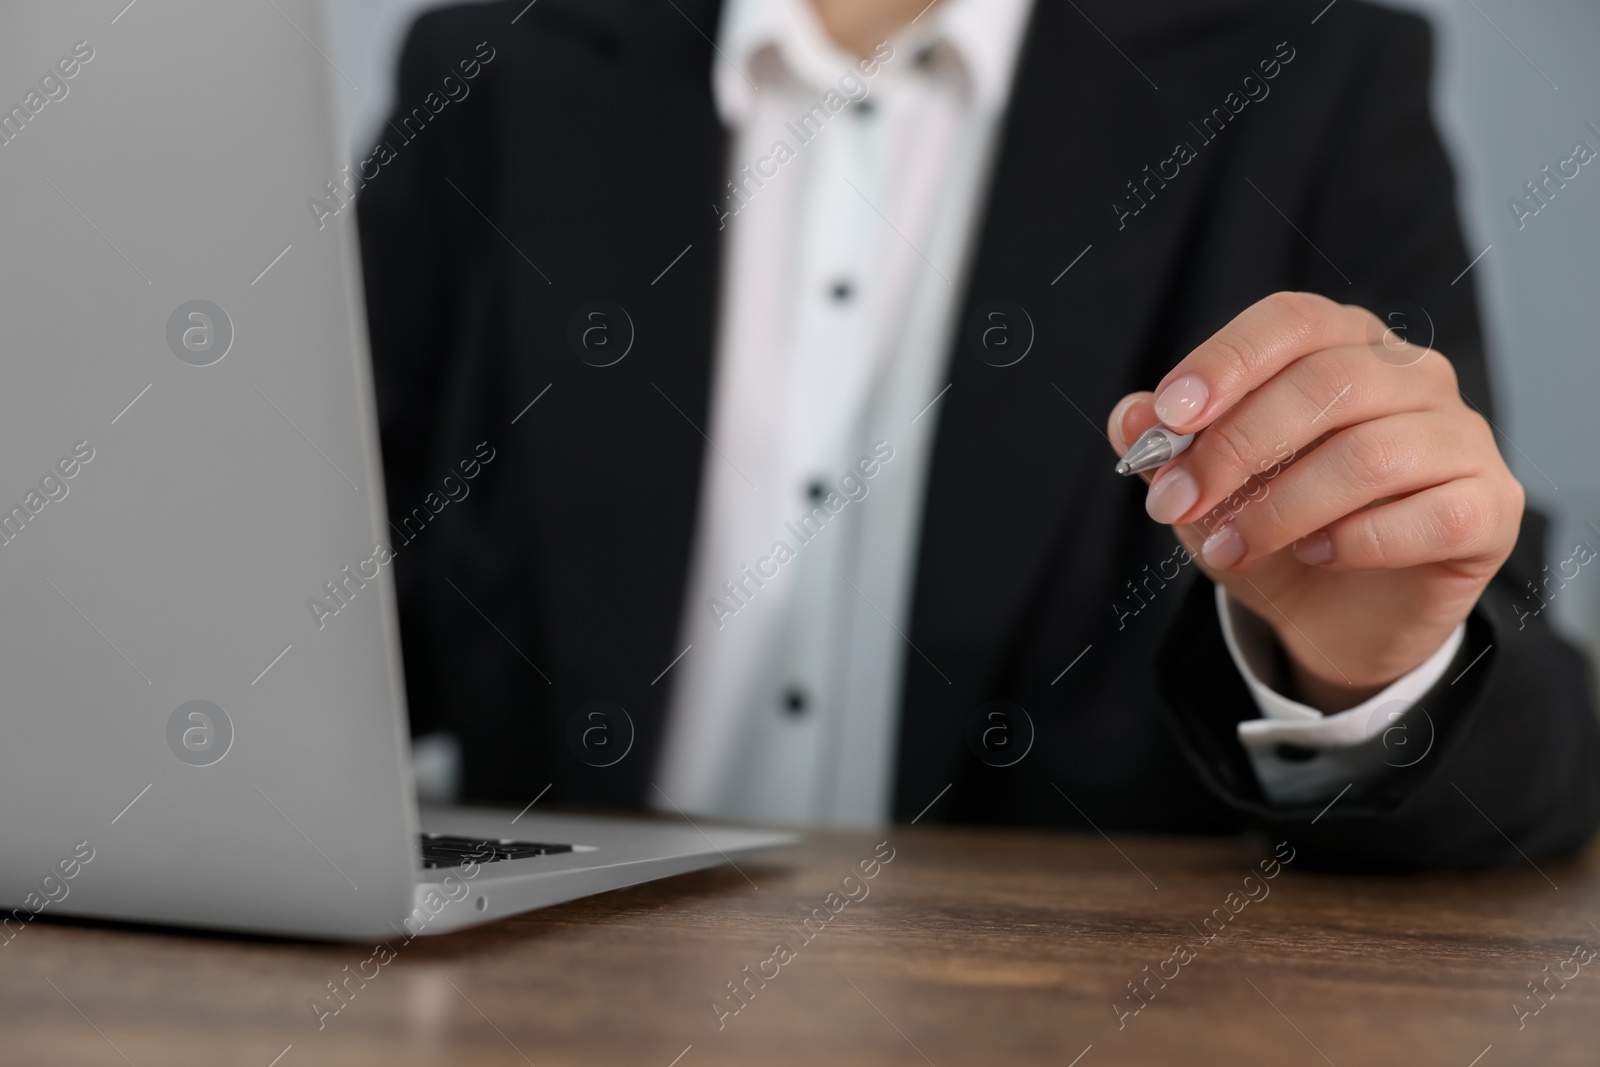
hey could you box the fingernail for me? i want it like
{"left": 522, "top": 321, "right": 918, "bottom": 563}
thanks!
{"left": 1293, "top": 531, "right": 1335, "bottom": 565}
{"left": 1154, "top": 374, "right": 1209, "bottom": 426}
{"left": 1201, "top": 524, "right": 1246, "bottom": 569}
{"left": 1145, "top": 467, "right": 1199, "bottom": 524}
{"left": 1109, "top": 395, "right": 1140, "bottom": 451}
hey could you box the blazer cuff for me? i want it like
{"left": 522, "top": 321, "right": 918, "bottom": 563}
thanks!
{"left": 1214, "top": 586, "right": 1465, "bottom": 805}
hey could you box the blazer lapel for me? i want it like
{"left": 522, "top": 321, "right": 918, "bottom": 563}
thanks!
{"left": 898, "top": 0, "right": 1252, "bottom": 805}
{"left": 450, "top": 0, "right": 729, "bottom": 805}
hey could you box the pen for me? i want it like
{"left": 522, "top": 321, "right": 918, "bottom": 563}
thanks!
{"left": 1115, "top": 425, "right": 1195, "bottom": 476}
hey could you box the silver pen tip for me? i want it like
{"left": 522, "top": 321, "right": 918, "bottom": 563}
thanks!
{"left": 1115, "top": 426, "right": 1174, "bottom": 477}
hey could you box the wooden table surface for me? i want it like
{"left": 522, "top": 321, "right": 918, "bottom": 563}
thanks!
{"left": 4, "top": 820, "right": 1599, "bottom": 1066}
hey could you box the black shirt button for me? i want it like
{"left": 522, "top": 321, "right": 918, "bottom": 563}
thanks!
{"left": 829, "top": 279, "right": 854, "bottom": 302}
{"left": 782, "top": 687, "right": 808, "bottom": 716}
{"left": 806, "top": 480, "right": 826, "bottom": 501}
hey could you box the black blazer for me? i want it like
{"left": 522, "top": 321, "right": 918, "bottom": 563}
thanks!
{"left": 357, "top": 0, "right": 1600, "bottom": 869}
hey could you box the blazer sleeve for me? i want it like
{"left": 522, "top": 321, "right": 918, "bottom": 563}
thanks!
{"left": 1152, "top": 11, "right": 1600, "bottom": 870}
{"left": 356, "top": 10, "right": 495, "bottom": 539}
{"left": 355, "top": 10, "right": 504, "bottom": 738}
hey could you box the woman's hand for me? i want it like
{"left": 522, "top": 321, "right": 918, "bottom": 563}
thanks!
{"left": 1108, "top": 292, "right": 1523, "bottom": 712}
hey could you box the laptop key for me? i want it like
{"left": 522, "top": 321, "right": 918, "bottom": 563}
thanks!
{"left": 418, "top": 833, "right": 574, "bottom": 869}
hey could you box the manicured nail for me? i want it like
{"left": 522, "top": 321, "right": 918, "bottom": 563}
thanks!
{"left": 1153, "top": 374, "right": 1209, "bottom": 427}
{"left": 1109, "top": 395, "right": 1140, "bottom": 451}
{"left": 1293, "top": 531, "right": 1335, "bottom": 565}
{"left": 1201, "top": 524, "right": 1246, "bottom": 569}
{"left": 1145, "top": 467, "right": 1199, "bottom": 524}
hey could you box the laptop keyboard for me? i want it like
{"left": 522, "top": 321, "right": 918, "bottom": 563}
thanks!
{"left": 418, "top": 833, "right": 574, "bottom": 869}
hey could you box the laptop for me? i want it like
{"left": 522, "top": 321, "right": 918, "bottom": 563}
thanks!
{"left": 0, "top": 0, "right": 794, "bottom": 941}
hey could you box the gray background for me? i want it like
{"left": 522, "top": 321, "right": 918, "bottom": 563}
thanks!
{"left": 324, "top": 0, "right": 1600, "bottom": 654}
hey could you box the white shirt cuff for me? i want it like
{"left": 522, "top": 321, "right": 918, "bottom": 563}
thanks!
{"left": 1214, "top": 586, "right": 1465, "bottom": 806}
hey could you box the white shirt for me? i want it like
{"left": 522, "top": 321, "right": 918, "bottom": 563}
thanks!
{"left": 644, "top": 0, "right": 1464, "bottom": 825}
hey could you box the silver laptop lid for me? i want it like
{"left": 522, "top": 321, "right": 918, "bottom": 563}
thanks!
{"left": 0, "top": 0, "right": 419, "bottom": 938}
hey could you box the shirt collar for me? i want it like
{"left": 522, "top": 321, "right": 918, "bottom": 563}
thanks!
{"left": 714, "top": 0, "right": 1035, "bottom": 128}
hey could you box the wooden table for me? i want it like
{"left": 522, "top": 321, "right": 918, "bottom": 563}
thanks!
{"left": 4, "top": 820, "right": 1599, "bottom": 1066}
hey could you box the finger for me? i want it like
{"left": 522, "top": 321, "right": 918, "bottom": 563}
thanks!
{"left": 1187, "top": 411, "right": 1489, "bottom": 569}
{"left": 1288, "top": 476, "right": 1520, "bottom": 572}
{"left": 1149, "top": 292, "right": 1379, "bottom": 433}
{"left": 1108, "top": 392, "right": 1158, "bottom": 481}
{"left": 1107, "top": 392, "right": 1155, "bottom": 452}
{"left": 1143, "top": 343, "right": 1462, "bottom": 526}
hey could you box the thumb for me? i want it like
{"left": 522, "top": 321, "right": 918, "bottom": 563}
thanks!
{"left": 1107, "top": 392, "right": 1158, "bottom": 470}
